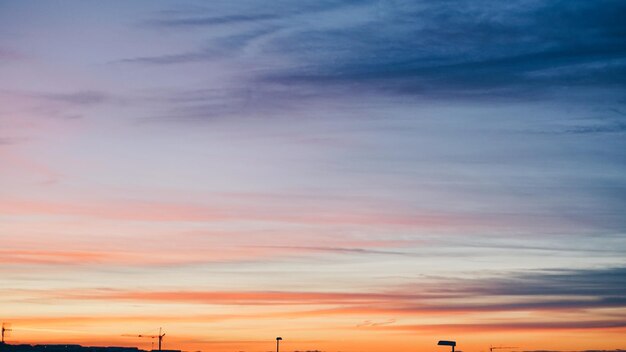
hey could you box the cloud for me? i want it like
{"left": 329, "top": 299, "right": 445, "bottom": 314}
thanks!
{"left": 4, "top": 267, "right": 624, "bottom": 337}
{"left": 0, "top": 197, "right": 466, "bottom": 228}
{"left": 376, "top": 320, "right": 626, "bottom": 333}
{"left": 464, "top": 267, "right": 626, "bottom": 297}
{"left": 0, "top": 89, "right": 113, "bottom": 124}
{"left": 257, "top": 245, "right": 420, "bottom": 257}
{"left": 0, "top": 248, "right": 248, "bottom": 267}
{"left": 0, "top": 137, "right": 25, "bottom": 146}
{"left": 134, "top": 0, "right": 626, "bottom": 100}
{"left": 356, "top": 319, "right": 396, "bottom": 327}
{"left": 0, "top": 250, "right": 117, "bottom": 266}
{"left": 0, "top": 48, "right": 23, "bottom": 62}
{"left": 146, "top": 14, "right": 279, "bottom": 28}
{"left": 56, "top": 289, "right": 412, "bottom": 306}
{"left": 118, "top": 25, "right": 281, "bottom": 66}
{"left": 34, "top": 91, "right": 111, "bottom": 106}
{"left": 258, "top": 0, "right": 626, "bottom": 98}
{"left": 564, "top": 121, "right": 626, "bottom": 134}
{"left": 0, "top": 89, "right": 111, "bottom": 109}
{"left": 23, "top": 267, "right": 626, "bottom": 313}
{"left": 119, "top": 51, "right": 217, "bottom": 65}
{"left": 0, "top": 198, "right": 229, "bottom": 222}
{"left": 111, "top": 0, "right": 626, "bottom": 131}
{"left": 144, "top": 0, "right": 370, "bottom": 29}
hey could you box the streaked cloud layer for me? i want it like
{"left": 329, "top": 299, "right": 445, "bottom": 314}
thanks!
{"left": 0, "top": 1, "right": 625, "bottom": 351}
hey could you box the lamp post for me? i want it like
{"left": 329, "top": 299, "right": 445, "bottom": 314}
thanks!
{"left": 276, "top": 337, "right": 282, "bottom": 352}
{"left": 438, "top": 340, "right": 456, "bottom": 352}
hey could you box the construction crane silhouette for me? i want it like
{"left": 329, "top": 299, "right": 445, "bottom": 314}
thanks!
{"left": 1, "top": 323, "right": 12, "bottom": 343}
{"left": 123, "top": 328, "right": 165, "bottom": 352}
{"left": 490, "top": 346, "right": 518, "bottom": 352}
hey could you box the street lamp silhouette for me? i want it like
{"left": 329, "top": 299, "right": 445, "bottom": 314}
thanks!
{"left": 276, "top": 337, "right": 282, "bottom": 352}
{"left": 438, "top": 340, "right": 456, "bottom": 352}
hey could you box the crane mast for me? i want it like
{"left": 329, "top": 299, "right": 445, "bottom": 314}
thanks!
{"left": 1, "top": 323, "right": 12, "bottom": 343}
{"left": 123, "top": 328, "right": 166, "bottom": 352}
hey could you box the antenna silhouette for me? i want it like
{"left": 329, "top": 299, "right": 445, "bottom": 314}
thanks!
{"left": 490, "top": 346, "right": 518, "bottom": 352}
{"left": 2, "top": 323, "right": 12, "bottom": 343}
{"left": 123, "top": 328, "right": 166, "bottom": 351}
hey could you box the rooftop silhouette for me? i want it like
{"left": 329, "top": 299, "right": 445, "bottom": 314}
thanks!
{"left": 0, "top": 342, "right": 180, "bottom": 352}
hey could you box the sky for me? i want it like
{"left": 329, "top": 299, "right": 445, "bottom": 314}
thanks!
{"left": 0, "top": 1, "right": 625, "bottom": 351}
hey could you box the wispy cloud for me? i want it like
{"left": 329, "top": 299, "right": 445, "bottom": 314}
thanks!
{"left": 462, "top": 267, "right": 626, "bottom": 297}
{"left": 258, "top": 0, "right": 626, "bottom": 98}
{"left": 564, "top": 121, "right": 626, "bottom": 134}
{"left": 0, "top": 89, "right": 115, "bottom": 126}
{"left": 127, "top": 0, "right": 626, "bottom": 102}
{"left": 0, "top": 197, "right": 467, "bottom": 228}
{"left": 146, "top": 14, "right": 279, "bottom": 28}
{"left": 376, "top": 320, "right": 626, "bottom": 333}
{"left": 0, "top": 90, "right": 112, "bottom": 107}
{"left": 0, "top": 47, "right": 23, "bottom": 62}
{"left": 57, "top": 289, "right": 411, "bottom": 306}
{"left": 34, "top": 91, "right": 111, "bottom": 106}
{"left": 22, "top": 267, "right": 626, "bottom": 313}
{"left": 258, "top": 245, "right": 420, "bottom": 257}
{"left": 117, "top": 26, "right": 281, "bottom": 65}
{"left": 0, "top": 137, "right": 25, "bottom": 146}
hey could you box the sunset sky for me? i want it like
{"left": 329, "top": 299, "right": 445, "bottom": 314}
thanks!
{"left": 1, "top": 1, "right": 625, "bottom": 352}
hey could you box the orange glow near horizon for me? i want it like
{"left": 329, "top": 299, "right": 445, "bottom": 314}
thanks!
{"left": 4, "top": 319, "right": 626, "bottom": 352}
{"left": 3, "top": 285, "right": 626, "bottom": 351}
